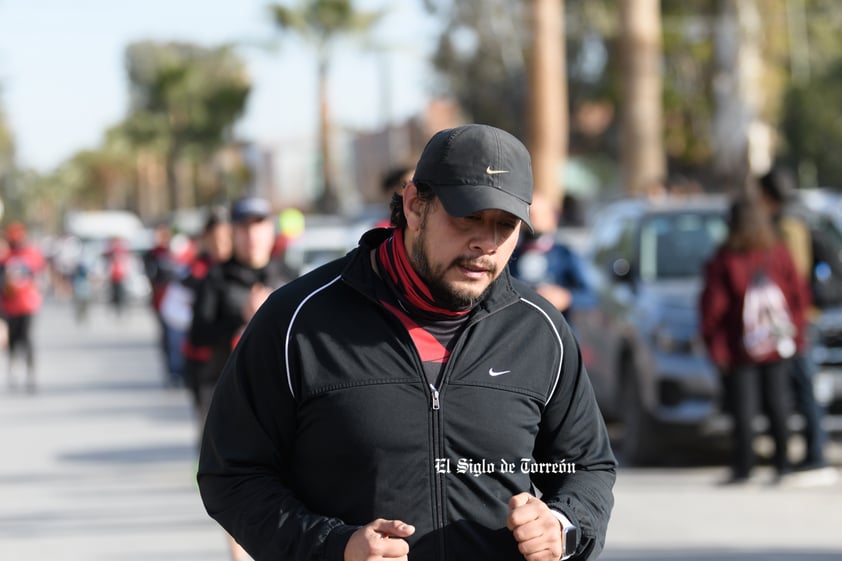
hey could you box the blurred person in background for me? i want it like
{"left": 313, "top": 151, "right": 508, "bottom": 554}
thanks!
{"left": 700, "top": 194, "right": 807, "bottom": 484}
{"left": 374, "top": 165, "right": 413, "bottom": 228}
{"left": 190, "top": 196, "right": 287, "bottom": 421}
{"left": 71, "top": 253, "right": 93, "bottom": 324}
{"left": 143, "top": 224, "right": 183, "bottom": 385}
{"left": 758, "top": 168, "right": 833, "bottom": 479}
{"left": 0, "top": 222, "right": 46, "bottom": 392}
{"left": 189, "top": 196, "right": 287, "bottom": 561}
{"left": 509, "top": 192, "right": 594, "bottom": 321}
{"left": 177, "top": 206, "right": 232, "bottom": 419}
{"left": 103, "top": 237, "right": 131, "bottom": 317}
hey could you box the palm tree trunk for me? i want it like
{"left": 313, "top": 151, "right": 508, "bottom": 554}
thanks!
{"left": 619, "top": 0, "right": 665, "bottom": 196}
{"left": 316, "top": 52, "right": 338, "bottom": 214}
{"left": 528, "top": 0, "right": 567, "bottom": 212}
{"left": 712, "top": 0, "right": 764, "bottom": 194}
{"left": 165, "top": 147, "right": 180, "bottom": 212}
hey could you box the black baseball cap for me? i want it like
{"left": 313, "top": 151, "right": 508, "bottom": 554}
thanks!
{"left": 231, "top": 196, "right": 271, "bottom": 223}
{"left": 412, "top": 124, "right": 533, "bottom": 231}
{"left": 759, "top": 167, "right": 798, "bottom": 204}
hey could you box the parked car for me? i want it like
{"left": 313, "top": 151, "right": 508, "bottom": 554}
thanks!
{"left": 571, "top": 191, "right": 842, "bottom": 464}
{"left": 799, "top": 188, "right": 842, "bottom": 418}
{"left": 568, "top": 195, "right": 731, "bottom": 464}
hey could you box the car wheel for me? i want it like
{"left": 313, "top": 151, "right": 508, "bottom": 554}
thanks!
{"left": 619, "top": 371, "right": 660, "bottom": 466}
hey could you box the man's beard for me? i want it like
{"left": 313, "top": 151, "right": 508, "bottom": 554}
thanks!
{"left": 410, "top": 216, "right": 497, "bottom": 310}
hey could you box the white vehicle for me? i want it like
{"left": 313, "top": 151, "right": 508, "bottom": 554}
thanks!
{"left": 63, "top": 210, "right": 153, "bottom": 303}
{"left": 283, "top": 216, "right": 361, "bottom": 277}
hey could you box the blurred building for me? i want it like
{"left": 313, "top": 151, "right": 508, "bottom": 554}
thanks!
{"left": 251, "top": 97, "right": 463, "bottom": 216}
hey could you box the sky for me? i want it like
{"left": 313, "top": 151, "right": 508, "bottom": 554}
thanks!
{"left": 0, "top": 0, "right": 439, "bottom": 172}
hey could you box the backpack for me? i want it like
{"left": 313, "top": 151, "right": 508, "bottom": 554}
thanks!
{"left": 742, "top": 269, "right": 796, "bottom": 361}
{"left": 808, "top": 216, "right": 842, "bottom": 309}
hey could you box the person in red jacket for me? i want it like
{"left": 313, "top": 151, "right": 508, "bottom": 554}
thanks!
{"left": 700, "top": 194, "right": 808, "bottom": 484}
{"left": 0, "top": 222, "right": 46, "bottom": 392}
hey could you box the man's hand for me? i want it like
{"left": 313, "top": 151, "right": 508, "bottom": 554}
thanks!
{"left": 344, "top": 518, "right": 415, "bottom": 561}
{"left": 507, "top": 493, "right": 563, "bottom": 561}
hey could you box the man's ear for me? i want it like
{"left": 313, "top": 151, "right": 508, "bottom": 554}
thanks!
{"left": 402, "top": 181, "right": 425, "bottom": 232}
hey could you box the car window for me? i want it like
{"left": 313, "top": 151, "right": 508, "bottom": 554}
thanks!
{"left": 592, "top": 213, "right": 637, "bottom": 267}
{"left": 639, "top": 212, "right": 727, "bottom": 281}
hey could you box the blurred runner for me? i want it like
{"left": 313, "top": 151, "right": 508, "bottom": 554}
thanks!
{"left": 176, "top": 206, "right": 232, "bottom": 415}
{"left": 189, "top": 196, "right": 288, "bottom": 561}
{"left": 103, "top": 237, "right": 131, "bottom": 317}
{"left": 0, "top": 222, "right": 46, "bottom": 392}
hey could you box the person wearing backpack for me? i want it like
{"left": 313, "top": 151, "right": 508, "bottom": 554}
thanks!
{"left": 700, "top": 194, "right": 807, "bottom": 484}
{"left": 758, "top": 168, "right": 832, "bottom": 476}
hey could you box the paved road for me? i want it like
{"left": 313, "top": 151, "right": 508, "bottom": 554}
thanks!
{"left": 0, "top": 300, "right": 230, "bottom": 561}
{"left": 1, "top": 299, "right": 840, "bottom": 561}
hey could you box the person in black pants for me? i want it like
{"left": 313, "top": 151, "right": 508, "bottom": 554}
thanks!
{"left": 700, "top": 195, "right": 807, "bottom": 484}
{"left": 759, "top": 169, "right": 831, "bottom": 473}
{"left": 724, "top": 362, "right": 791, "bottom": 479}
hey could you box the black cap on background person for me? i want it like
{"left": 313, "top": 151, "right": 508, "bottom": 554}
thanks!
{"left": 759, "top": 167, "right": 798, "bottom": 204}
{"left": 231, "top": 197, "right": 272, "bottom": 224}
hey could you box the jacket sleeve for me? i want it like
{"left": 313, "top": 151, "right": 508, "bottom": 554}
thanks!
{"left": 776, "top": 244, "right": 809, "bottom": 341}
{"left": 558, "top": 246, "right": 597, "bottom": 310}
{"left": 779, "top": 215, "right": 812, "bottom": 281}
{"left": 699, "top": 253, "right": 732, "bottom": 369}
{"left": 196, "top": 294, "right": 358, "bottom": 561}
{"left": 530, "top": 319, "right": 616, "bottom": 561}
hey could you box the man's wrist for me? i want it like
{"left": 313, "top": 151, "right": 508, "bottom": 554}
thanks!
{"left": 550, "top": 509, "right": 578, "bottom": 560}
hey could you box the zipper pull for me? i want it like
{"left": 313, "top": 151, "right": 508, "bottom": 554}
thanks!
{"left": 430, "top": 385, "right": 440, "bottom": 410}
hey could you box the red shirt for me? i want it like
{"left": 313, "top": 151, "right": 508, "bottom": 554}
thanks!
{"left": 1, "top": 244, "right": 46, "bottom": 317}
{"left": 699, "top": 242, "right": 809, "bottom": 369}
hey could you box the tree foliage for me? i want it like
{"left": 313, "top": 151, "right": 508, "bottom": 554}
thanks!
{"left": 125, "top": 42, "right": 250, "bottom": 150}
{"left": 423, "top": 1, "right": 624, "bottom": 155}
{"left": 781, "top": 61, "right": 842, "bottom": 186}
{"left": 422, "top": 0, "right": 531, "bottom": 140}
{"left": 0, "top": 106, "right": 13, "bottom": 172}
{"left": 270, "top": 0, "right": 382, "bottom": 50}
{"left": 423, "top": 0, "right": 842, "bottom": 190}
{"left": 269, "top": 0, "right": 383, "bottom": 212}
{"left": 777, "top": 0, "right": 842, "bottom": 188}
{"left": 123, "top": 41, "right": 251, "bottom": 208}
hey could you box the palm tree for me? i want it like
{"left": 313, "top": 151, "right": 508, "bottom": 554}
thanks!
{"left": 269, "top": 0, "right": 382, "bottom": 213}
{"left": 123, "top": 41, "right": 251, "bottom": 212}
{"left": 0, "top": 106, "right": 14, "bottom": 208}
{"left": 619, "top": 0, "right": 665, "bottom": 196}
{"left": 527, "top": 0, "right": 567, "bottom": 211}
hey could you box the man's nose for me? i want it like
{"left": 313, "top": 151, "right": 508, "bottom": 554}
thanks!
{"left": 470, "top": 221, "right": 500, "bottom": 253}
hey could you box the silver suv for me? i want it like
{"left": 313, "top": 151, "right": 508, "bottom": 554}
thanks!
{"left": 569, "top": 195, "right": 730, "bottom": 465}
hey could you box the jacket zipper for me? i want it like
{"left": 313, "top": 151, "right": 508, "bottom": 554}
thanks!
{"left": 429, "top": 381, "right": 446, "bottom": 559}
{"left": 428, "top": 314, "right": 487, "bottom": 561}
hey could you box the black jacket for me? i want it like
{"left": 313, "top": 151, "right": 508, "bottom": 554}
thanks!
{"left": 198, "top": 229, "right": 616, "bottom": 561}
{"left": 189, "top": 257, "right": 287, "bottom": 385}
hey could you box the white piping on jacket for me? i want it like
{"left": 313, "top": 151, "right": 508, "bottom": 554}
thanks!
{"left": 284, "top": 275, "right": 343, "bottom": 399}
{"left": 518, "top": 297, "right": 564, "bottom": 405}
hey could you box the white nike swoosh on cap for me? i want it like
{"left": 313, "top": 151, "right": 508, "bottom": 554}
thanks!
{"left": 486, "top": 166, "right": 509, "bottom": 175}
{"left": 488, "top": 368, "right": 511, "bottom": 377}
